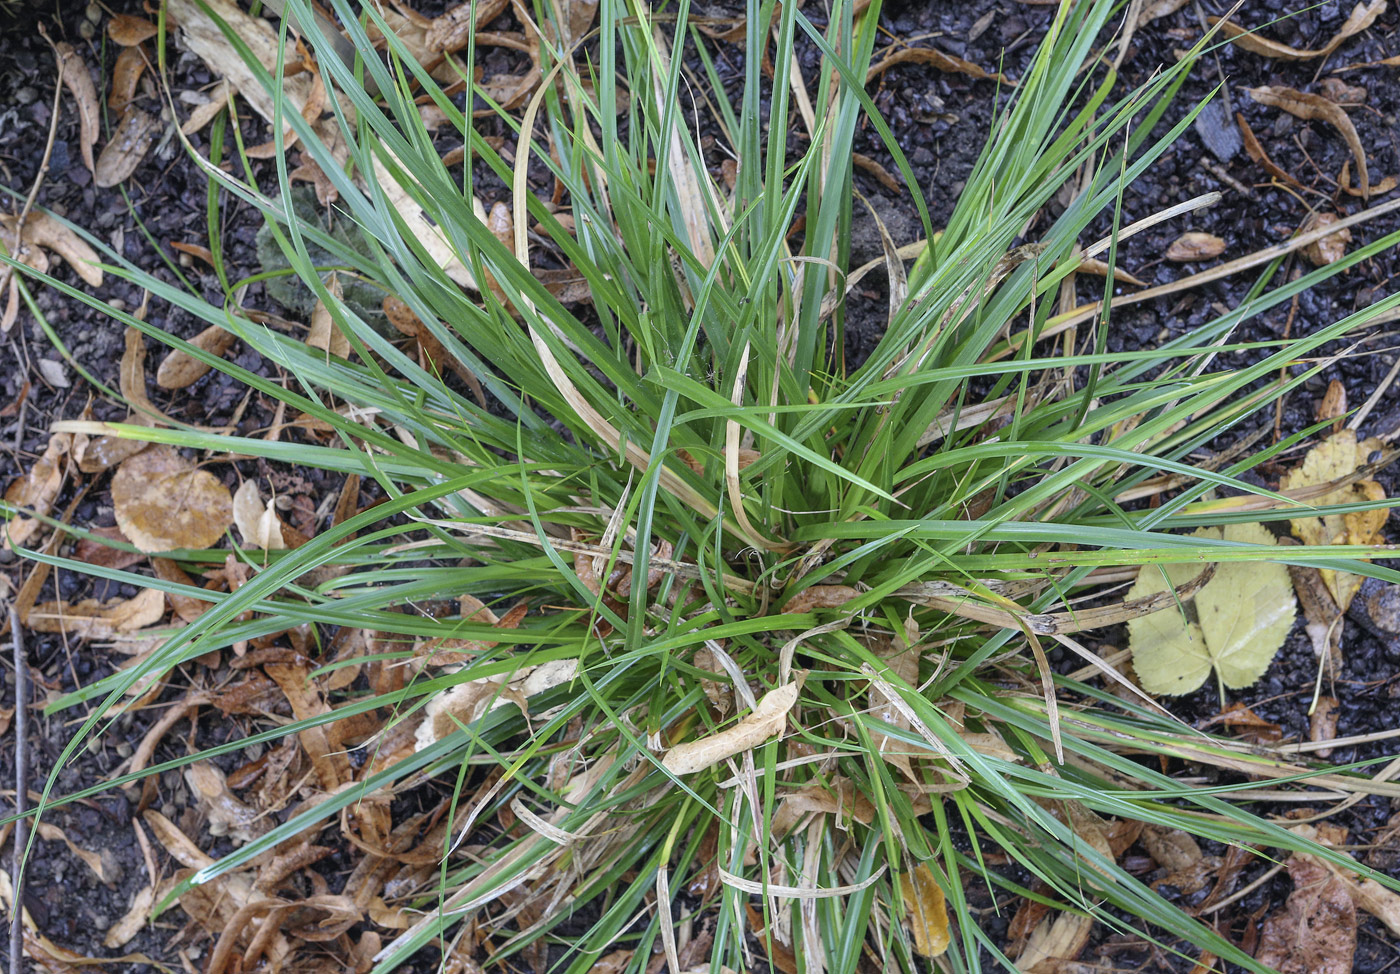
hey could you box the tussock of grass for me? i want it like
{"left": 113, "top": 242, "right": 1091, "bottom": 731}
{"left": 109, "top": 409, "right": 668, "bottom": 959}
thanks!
{"left": 5, "top": 0, "right": 1400, "bottom": 971}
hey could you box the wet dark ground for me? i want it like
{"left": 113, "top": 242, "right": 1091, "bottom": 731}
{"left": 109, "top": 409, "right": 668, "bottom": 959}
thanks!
{"left": 1, "top": 0, "right": 1399, "bottom": 970}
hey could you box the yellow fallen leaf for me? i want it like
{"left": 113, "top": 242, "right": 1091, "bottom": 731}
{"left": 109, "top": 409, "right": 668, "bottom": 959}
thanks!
{"left": 1128, "top": 522, "right": 1295, "bottom": 695}
{"left": 112, "top": 445, "right": 233, "bottom": 552}
{"left": 661, "top": 683, "right": 798, "bottom": 775}
{"left": 899, "top": 863, "right": 950, "bottom": 957}
{"left": 1282, "top": 429, "right": 1389, "bottom": 610}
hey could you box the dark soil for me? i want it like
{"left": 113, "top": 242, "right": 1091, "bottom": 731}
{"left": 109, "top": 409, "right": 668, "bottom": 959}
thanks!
{"left": 1, "top": 0, "right": 1398, "bottom": 971}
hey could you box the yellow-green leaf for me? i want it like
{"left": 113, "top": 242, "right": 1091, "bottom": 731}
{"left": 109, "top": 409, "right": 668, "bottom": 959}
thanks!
{"left": 1128, "top": 522, "right": 1295, "bottom": 696}
{"left": 899, "top": 863, "right": 950, "bottom": 958}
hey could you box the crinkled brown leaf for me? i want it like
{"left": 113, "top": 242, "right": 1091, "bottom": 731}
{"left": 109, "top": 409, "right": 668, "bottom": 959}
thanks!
{"left": 1247, "top": 86, "right": 1369, "bottom": 198}
{"left": 1302, "top": 212, "right": 1352, "bottom": 266}
{"left": 1165, "top": 231, "right": 1226, "bottom": 262}
{"left": 1212, "top": 0, "right": 1384, "bottom": 61}
{"left": 112, "top": 444, "right": 233, "bottom": 552}
{"left": 866, "top": 46, "right": 1013, "bottom": 86}
{"left": 96, "top": 108, "right": 160, "bottom": 188}
{"left": 1257, "top": 854, "right": 1356, "bottom": 974}
{"left": 156, "top": 323, "right": 235, "bottom": 389}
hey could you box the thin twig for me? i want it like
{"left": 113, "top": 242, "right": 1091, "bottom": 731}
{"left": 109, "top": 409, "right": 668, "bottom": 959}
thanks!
{"left": 9, "top": 607, "right": 25, "bottom": 974}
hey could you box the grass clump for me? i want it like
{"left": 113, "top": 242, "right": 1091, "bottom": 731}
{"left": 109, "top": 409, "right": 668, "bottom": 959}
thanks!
{"left": 7, "top": 0, "right": 1400, "bottom": 972}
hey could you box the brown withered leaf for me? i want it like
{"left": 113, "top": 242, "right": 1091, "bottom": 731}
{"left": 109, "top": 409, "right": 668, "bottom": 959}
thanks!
{"left": 1247, "top": 86, "right": 1369, "bottom": 198}
{"left": 1338, "top": 161, "right": 1397, "bottom": 197}
{"left": 150, "top": 556, "right": 213, "bottom": 622}
{"left": 56, "top": 42, "right": 99, "bottom": 173}
{"left": 108, "top": 13, "right": 159, "bottom": 45}
{"left": 1316, "top": 379, "right": 1347, "bottom": 433}
{"left": 1311, "top": 695, "right": 1341, "bottom": 758}
{"left": 1165, "top": 231, "right": 1226, "bottom": 262}
{"left": 73, "top": 417, "right": 150, "bottom": 473}
{"left": 103, "top": 884, "right": 156, "bottom": 948}
{"left": 155, "top": 323, "right": 235, "bottom": 389}
{"left": 3, "top": 434, "right": 68, "bottom": 549}
{"left": 866, "top": 46, "right": 1013, "bottom": 86}
{"left": 1256, "top": 854, "right": 1356, "bottom": 974}
{"left": 184, "top": 762, "right": 270, "bottom": 843}
{"left": 112, "top": 445, "right": 233, "bottom": 552}
{"left": 1302, "top": 212, "right": 1352, "bottom": 266}
{"left": 1077, "top": 257, "right": 1148, "bottom": 287}
{"left": 661, "top": 683, "right": 797, "bottom": 774}
{"left": 74, "top": 525, "right": 145, "bottom": 571}
{"left": 1211, "top": 0, "right": 1384, "bottom": 61}
{"left": 1321, "top": 76, "right": 1369, "bottom": 106}
{"left": 424, "top": 0, "right": 509, "bottom": 53}
{"left": 95, "top": 109, "right": 160, "bottom": 188}
{"left": 25, "top": 587, "right": 165, "bottom": 638}
{"left": 1237, "top": 111, "right": 1304, "bottom": 188}
{"left": 108, "top": 46, "right": 147, "bottom": 113}
{"left": 0, "top": 211, "right": 104, "bottom": 287}
{"left": 415, "top": 657, "right": 578, "bottom": 750}
{"left": 36, "top": 822, "right": 121, "bottom": 887}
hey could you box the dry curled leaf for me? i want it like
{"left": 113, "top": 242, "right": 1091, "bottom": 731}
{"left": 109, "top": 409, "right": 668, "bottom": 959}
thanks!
{"left": 1256, "top": 853, "right": 1356, "bottom": 974}
{"left": 104, "top": 885, "right": 156, "bottom": 948}
{"left": 232, "top": 479, "right": 288, "bottom": 551}
{"left": 3, "top": 433, "right": 68, "bottom": 549}
{"left": 1128, "top": 522, "right": 1296, "bottom": 695}
{"left": 1281, "top": 430, "right": 1388, "bottom": 611}
{"left": 109, "top": 46, "right": 148, "bottom": 113}
{"left": 1301, "top": 212, "right": 1352, "bottom": 266}
{"left": 661, "top": 683, "right": 798, "bottom": 775}
{"left": 306, "top": 272, "right": 349, "bottom": 359}
{"left": 1165, "top": 231, "right": 1226, "bottom": 262}
{"left": 56, "top": 42, "right": 99, "bottom": 173}
{"left": 1247, "top": 86, "right": 1369, "bottom": 198}
{"left": 1211, "top": 0, "right": 1384, "bottom": 61}
{"left": 25, "top": 587, "right": 165, "bottom": 638}
{"left": 95, "top": 109, "right": 160, "bottom": 188}
{"left": 899, "top": 863, "right": 950, "bottom": 958}
{"left": 415, "top": 656, "right": 578, "bottom": 750}
{"left": 866, "top": 46, "right": 1013, "bottom": 86}
{"left": 185, "top": 762, "right": 269, "bottom": 843}
{"left": 156, "top": 323, "right": 236, "bottom": 389}
{"left": 0, "top": 211, "right": 104, "bottom": 287}
{"left": 112, "top": 444, "right": 233, "bottom": 552}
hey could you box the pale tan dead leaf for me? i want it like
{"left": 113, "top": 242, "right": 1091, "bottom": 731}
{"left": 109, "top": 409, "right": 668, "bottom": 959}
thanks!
{"left": 1301, "top": 212, "right": 1352, "bottom": 266}
{"left": 56, "top": 42, "right": 99, "bottom": 173}
{"left": 3, "top": 433, "right": 68, "bottom": 549}
{"left": 424, "top": 0, "right": 509, "bottom": 53}
{"left": 899, "top": 863, "right": 950, "bottom": 957}
{"left": 0, "top": 211, "right": 104, "bottom": 287}
{"left": 662, "top": 683, "right": 798, "bottom": 775}
{"left": 1212, "top": 0, "right": 1384, "bottom": 61}
{"left": 1137, "top": 0, "right": 1189, "bottom": 25}
{"left": 185, "top": 762, "right": 270, "bottom": 843}
{"left": 25, "top": 587, "right": 165, "bottom": 638}
{"left": 37, "top": 822, "right": 121, "bottom": 886}
{"left": 414, "top": 656, "right": 578, "bottom": 751}
{"left": 103, "top": 884, "right": 156, "bottom": 948}
{"left": 232, "top": 479, "right": 288, "bottom": 551}
{"left": 1281, "top": 429, "right": 1388, "bottom": 610}
{"left": 180, "top": 79, "right": 232, "bottom": 136}
{"left": 109, "top": 13, "right": 159, "bottom": 45}
{"left": 1338, "top": 161, "right": 1396, "bottom": 197}
{"left": 95, "top": 109, "right": 160, "bottom": 188}
{"left": 112, "top": 444, "right": 234, "bottom": 552}
{"left": 1077, "top": 257, "right": 1148, "bottom": 287}
{"left": 307, "top": 272, "right": 350, "bottom": 359}
{"left": 156, "top": 323, "right": 236, "bottom": 389}
{"left": 72, "top": 416, "right": 150, "bottom": 473}
{"left": 1247, "top": 86, "right": 1369, "bottom": 198}
{"left": 1165, "top": 231, "right": 1226, "bottom": 262}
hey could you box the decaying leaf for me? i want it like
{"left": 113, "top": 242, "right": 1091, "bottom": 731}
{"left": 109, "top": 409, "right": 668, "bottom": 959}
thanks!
{"left": 1165, "top": 231, "right": 1226, "bottom": 262}
{"left": 1128, "top": 521, "right": 1296, "bottom": 695}
{"left": 0, "top": 211, "right": 104, "bottom": 287}
{"left": 1281, "top": 430, "right": 1389, "bottom": 611}
{"left": 108, "top": 13, "right": 159, "bottom": 45}
{"left": 109, "top": 46, "right": 148, "bottom": 113}
{"left": 662, "top": 683, "right": 798, "bottom": 775}
{"left": 415, "top": 656, "right": 578, "bottom": 750}
{"left": 866, "top": 46, "right": 1013, "bottom": 86}
{"left": 3, "top": 433, "right": 68, "bottom": 549}
{"left": 185, "top": 762, "right": 269, "bottom": 843}
{"left": 95, "top": 109, "right": 161, "bottom": 188}
{"left": 56, "top": 42, "right": 99, "bottom": 173}
{"left": 233, "top": 479, "right": 288, "bottom": 551}
{"left": 1247, "top": 86, "right": 1369, "bottom": 198}
{"left": 104, "top": 884, "right": 156, "bottom": 948}
{"left": 72, "top": 416, "right": 150, "bottom": 473}
{"left": 25, "top": 587, "right": 165, "bottom": 638}
{"left": 1302, "top": 212, "right": 1352, "bottom": 266}
{"left": 899, "top": 863, "right": 950, "bottom": 958}
{"left": 1256, "top": 853, "right": 1356, "bottom": 974}
{"left": 307, "top": 272, "right": 350, "bottom": 359}
{"left": 112, "top": 444, "right": 234, "bottom": 552}
{"left": 1316, "top": 379, "right": 1348, "bottom": 432}
{"left": 1211, "top": 1, "right": 1384, "bottom": 61}
{"left": 156, "top": 324, "right": 236, "bottom": 389}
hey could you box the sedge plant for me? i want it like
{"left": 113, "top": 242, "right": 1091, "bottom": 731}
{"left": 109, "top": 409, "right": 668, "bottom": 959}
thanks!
{"left": 6, "top": 0, "right": 1400, "bottom": 971}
